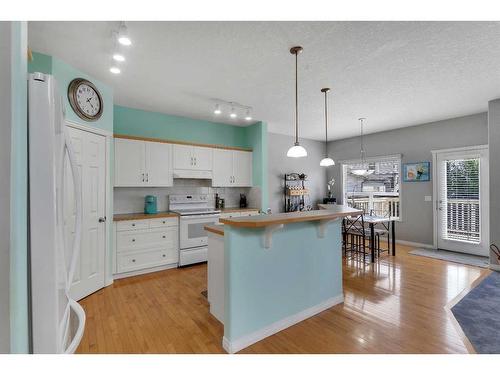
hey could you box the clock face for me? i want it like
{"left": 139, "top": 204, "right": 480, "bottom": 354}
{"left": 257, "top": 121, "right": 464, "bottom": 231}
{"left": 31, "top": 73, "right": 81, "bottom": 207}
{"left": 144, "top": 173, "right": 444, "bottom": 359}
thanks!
{"left": 76, "top": 84, "right": 101, "bottom": 117}
{"left": 68, "top": 78, "right": 103, "bottom": 121}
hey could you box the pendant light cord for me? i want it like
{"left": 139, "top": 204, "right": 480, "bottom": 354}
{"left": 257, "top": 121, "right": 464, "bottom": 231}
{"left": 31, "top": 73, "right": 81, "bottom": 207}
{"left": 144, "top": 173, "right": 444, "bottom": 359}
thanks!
{"left": 324, "top": 90, "right": 328, "bottom": 156}
{"left": 295, "top": 51, "right": 299, "bottom": 145}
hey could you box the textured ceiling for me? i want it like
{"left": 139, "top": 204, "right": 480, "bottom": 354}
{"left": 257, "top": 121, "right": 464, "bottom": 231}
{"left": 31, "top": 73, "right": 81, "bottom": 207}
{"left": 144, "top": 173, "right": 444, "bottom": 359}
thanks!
{"left": 28, "top": 21, "right": 500, "bottom": 140}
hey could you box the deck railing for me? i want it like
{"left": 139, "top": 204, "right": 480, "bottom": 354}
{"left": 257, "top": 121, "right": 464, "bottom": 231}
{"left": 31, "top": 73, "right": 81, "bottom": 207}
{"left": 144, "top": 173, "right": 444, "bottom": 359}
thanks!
{"left": 445, "top": 198, "right": 480, "bottom": 243}
{"left": 346, "top": 194, "right": 400, "bottom": 219}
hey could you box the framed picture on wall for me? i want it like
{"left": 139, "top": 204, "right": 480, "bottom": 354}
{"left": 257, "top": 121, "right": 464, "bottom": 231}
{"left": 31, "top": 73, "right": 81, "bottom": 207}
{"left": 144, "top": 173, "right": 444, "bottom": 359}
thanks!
{"left": 403, "top": 161, "right": 431, "bottom": 182}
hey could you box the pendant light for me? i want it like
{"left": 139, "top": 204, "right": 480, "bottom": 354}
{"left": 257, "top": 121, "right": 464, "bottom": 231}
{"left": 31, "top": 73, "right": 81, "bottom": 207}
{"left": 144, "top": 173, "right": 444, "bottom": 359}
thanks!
{"left": 287, "top": 46, "right": 307, "bottom": 158}
{"left": 351, "top": 118, "right": 374, "bottom": 176}
{"left": 319, "top": 88, "right": 335, "bottom": 167}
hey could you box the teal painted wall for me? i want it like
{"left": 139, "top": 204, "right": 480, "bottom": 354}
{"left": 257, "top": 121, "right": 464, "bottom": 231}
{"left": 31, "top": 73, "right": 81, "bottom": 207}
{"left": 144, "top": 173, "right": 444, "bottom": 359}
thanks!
{"left": 27, "top": 51, "right": 51, "bottom": 75}
{"left": 223, "top": 220, "right": 342, "bottom": 342}
{"left": 114, "top": 105, "right": 248, "bottom": 148}
{"left": 29, "top": 52, "right": 113, "bottom": 133}
{"left": 10, "top": 21, "right": 29, "bottom": 354}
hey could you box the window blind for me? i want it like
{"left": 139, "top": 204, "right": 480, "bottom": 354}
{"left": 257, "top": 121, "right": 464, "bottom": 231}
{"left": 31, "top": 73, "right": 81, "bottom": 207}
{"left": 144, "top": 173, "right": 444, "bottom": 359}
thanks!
{"left": 441, "top": 158, "right": 480, "bottom": 244}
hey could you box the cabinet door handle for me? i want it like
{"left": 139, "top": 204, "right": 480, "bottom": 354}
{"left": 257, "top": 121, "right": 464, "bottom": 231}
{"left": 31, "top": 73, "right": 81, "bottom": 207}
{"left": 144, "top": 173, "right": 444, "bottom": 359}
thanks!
{"left": 141, "top": 173, "right": 145, "bottom": 182}
{"left": 190, "top": 157, "right": 193, "bottom": 166}
{"left": 162, "top": 254, "right": 166, "bottom": 258}
{"left": 146, "top": 173, "right": 149, "bottom": 182}
{"left": 132, "top": 239, "right": 136, "bottom": 242}
{"left": 195, "top": 157, "right": 197, "bottom": 166}
{"left": 162, "top": 235, "right": 166, "bottom": 238}
{"left": 132, "top": 259, "right": 136, "bottom": 263}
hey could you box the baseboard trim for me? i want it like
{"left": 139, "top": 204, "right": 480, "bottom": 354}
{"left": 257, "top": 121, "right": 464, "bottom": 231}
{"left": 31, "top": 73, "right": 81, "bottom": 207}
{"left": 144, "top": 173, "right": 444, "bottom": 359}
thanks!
{"left": 222, "top": 294, "right": 344, "bottom": 354}
{"left": 113, "top": 263, "right": 178, "bottom": 280}
{"left": 396, "top": 239, "right": 435, "bottom": 249}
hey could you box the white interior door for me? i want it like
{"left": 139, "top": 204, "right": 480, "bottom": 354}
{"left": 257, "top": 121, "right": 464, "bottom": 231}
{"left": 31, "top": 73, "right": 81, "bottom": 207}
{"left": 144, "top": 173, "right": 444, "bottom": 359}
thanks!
{"left": 145, "top": 141, "right": 172, "bottom": 186}
{"left": 436, "top": 147, "right": 489, "bottom": 256}
{"left": 65, "top": 126, "right": 106, "bottom": 301}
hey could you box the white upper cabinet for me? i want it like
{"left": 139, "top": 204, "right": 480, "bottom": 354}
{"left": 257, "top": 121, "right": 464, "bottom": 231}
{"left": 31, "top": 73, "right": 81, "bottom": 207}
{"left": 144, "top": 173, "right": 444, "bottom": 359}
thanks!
{"left": 145, "top": 141, "right": 173, "bottom": 187}
{"left": 173, "top": 144, "right": 213, "bottom": 171}
{"left": 233, "top": 150, "right": 253, "bottom": 187}
{"left": 114, "top": 138, "right": 146, "bottom": 186}
{"left": 172, "top": 144, "right": 193, "bottom": 170}
{"left": 212, "top": 149, "right": 233, "bottom": 186}
{"left": 212, "top": 149, "right": 253, "bottom": 187}
{"left": 114, "top": 138, "right": 173, "bottom": 187}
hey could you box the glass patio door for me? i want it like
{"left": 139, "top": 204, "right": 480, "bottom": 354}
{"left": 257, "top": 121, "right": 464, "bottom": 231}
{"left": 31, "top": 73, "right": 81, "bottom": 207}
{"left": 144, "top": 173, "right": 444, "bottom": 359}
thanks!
{"left": 436, "top": 148, "right": 489, "bottom": 256}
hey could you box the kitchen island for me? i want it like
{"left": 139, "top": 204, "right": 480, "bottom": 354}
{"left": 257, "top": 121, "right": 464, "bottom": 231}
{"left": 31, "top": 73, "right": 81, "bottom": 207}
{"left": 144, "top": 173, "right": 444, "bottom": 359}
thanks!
{"left": 205, "top": 205, "right": 362, "bottom": 353}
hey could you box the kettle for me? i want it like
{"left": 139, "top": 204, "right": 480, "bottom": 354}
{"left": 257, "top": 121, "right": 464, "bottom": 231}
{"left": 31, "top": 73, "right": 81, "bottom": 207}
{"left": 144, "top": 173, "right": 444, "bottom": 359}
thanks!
{"left": 144, "top": 195, "right": 158, "bottom": 214}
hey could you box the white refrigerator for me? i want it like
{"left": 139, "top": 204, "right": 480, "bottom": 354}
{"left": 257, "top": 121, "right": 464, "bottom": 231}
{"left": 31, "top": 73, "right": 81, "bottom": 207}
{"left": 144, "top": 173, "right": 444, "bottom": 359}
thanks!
{"left": 28, "top": 72, "right": 85, "bottom": 353}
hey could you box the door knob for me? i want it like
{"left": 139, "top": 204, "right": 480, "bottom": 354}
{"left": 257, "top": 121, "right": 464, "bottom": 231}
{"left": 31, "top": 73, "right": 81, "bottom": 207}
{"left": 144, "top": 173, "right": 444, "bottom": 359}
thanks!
{"left": 98, "top": 217, "right": 106, "bottom": 223}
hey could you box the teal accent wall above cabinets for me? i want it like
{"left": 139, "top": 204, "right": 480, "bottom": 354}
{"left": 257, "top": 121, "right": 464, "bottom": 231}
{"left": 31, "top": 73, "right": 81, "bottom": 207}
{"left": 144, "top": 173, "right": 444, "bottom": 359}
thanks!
{"left": 114, "top": 105, "right": 248, "bottom": 148}
{"left": 243, "top": 122, "right": 268, "bottom": 210}
{"left": 28, "top": 52, "right": 113, "bottom": 133}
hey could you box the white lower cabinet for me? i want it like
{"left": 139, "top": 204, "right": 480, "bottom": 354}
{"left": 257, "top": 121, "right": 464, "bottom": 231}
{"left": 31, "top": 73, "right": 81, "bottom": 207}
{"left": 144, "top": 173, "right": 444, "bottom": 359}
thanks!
{"left": 114, "top": 217, "right": 179, "bottom": 276}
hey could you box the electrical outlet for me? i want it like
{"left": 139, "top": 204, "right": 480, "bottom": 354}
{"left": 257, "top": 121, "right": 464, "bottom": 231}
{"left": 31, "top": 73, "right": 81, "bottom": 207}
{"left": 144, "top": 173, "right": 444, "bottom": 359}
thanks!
{"left": 424, "top": 195, "right": 432, "bottom": 202}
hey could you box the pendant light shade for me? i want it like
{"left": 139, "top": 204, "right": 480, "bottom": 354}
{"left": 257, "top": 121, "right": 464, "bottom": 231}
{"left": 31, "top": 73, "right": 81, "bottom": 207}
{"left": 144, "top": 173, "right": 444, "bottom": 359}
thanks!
{"left": 320, "top": 87, "right": 335, "bottom": 167}
{"left": 287, "top": 46, "right": 307, "bottom": 158}
{"left": 351, "top": 118, "right": 374, "bottom": 176}
{"left": 287, "top": 144, "right": 308, "bottom": 158}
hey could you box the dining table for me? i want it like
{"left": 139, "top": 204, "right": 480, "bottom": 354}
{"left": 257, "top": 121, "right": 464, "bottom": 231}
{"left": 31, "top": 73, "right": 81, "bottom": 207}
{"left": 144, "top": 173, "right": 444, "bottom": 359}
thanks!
{"left": 362, "top": 215, "right": 397, "bottom": 263}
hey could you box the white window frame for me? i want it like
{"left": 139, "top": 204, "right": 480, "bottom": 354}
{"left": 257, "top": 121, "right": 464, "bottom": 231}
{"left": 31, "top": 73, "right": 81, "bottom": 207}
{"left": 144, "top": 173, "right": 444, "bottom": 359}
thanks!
{"left": 340, "top": 154, "right": 403, "bottom": 221}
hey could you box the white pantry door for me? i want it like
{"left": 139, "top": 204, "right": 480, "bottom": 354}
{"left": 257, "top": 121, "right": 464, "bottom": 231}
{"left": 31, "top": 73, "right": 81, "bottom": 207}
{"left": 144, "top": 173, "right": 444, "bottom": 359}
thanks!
{"left": 435, "top": 147, "right": 489, "bottom": 256}
{"left": 64, "top": 126, "right": 106, "bottom": 301}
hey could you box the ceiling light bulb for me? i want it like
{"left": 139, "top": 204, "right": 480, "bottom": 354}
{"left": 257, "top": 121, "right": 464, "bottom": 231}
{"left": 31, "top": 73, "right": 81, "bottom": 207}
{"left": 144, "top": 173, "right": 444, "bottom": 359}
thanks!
{"left": 113, "top": 53, "right": 125, "bottom": 62}
{"left": 117, "top": 22, "right": 132, "bottom": 46}
{"left": 287, "top": 143, "right": 307, "bottom": 158}
{"left": 214, "top": 103, "right": 221, "bottom": 115}
{"left": 110, "top": 66, "right": 121, "bottom": 74}
{"left": 118, "top": 36, "right": 132, "bottom": 46}
{"left": 230, "top": 106, "right": 237, "bottom": 118}
{"left": 244, "top": 109, "right": 252, "bottom": 121}
{"left": 320, "top": 157, "right": 335, "bottom": 167}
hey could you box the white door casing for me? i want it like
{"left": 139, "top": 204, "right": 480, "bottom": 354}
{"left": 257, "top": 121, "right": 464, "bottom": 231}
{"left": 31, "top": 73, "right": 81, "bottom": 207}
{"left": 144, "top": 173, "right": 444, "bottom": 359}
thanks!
{"left": 433, "top": 146, "right": 489, "bottom": 256}
{"left": 65, "top": 126, "right": 106, "bottom": 301}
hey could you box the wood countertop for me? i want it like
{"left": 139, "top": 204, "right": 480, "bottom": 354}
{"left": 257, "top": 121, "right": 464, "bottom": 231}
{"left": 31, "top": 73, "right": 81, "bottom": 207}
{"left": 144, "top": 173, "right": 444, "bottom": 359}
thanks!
{"left": 204, "top": 224, "right": 225, "bottom": 236}
{"left": 219, "top": 205, "right": 363, "bottom": 228}
{"left": 220, "top": 207, "right": 260, "bottom": 213}
{"left": 114, "top": 211, "right": 179, "bottom": 222}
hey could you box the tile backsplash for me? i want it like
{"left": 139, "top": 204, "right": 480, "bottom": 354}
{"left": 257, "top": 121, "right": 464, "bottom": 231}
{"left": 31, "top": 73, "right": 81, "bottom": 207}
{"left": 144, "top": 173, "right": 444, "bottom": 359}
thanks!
{"left": 113, "top": 179, "right": 260, "bottom": 214}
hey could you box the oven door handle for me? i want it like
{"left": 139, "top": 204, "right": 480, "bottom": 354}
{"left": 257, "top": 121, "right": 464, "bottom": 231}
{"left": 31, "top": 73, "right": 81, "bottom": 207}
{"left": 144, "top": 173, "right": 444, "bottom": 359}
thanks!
{"left": 181, "top": 214, "right": 221, "bottom": 219}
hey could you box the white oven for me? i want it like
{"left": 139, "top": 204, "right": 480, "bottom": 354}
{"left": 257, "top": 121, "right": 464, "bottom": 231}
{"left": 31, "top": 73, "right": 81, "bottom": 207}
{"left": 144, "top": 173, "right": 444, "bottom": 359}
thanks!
{"left": 169, "top": 194, "right": 221, "bottom": 266}
{"left": 179, "top": 213, "right": 220, "bottom": 249}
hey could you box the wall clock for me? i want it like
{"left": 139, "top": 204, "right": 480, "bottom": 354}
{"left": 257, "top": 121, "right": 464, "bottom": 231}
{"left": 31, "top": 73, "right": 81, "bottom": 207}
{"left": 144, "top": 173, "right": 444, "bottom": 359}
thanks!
{"left": 67, "top": 78, "right": 103, "bottom": 121}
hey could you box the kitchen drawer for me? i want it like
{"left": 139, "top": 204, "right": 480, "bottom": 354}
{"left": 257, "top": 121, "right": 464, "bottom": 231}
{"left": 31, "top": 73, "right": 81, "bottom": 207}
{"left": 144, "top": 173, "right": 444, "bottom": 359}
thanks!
{"left": 116, "top": 220, "right": 150, "bottom": 232}
{"left": 150, "top": 217, "right": 178, "bottom": 228}
{"left": 240, "top": 210, "right": 259, "bottom": 217}
{"left": 117, "top": 247, "right": 177, "bottom": 273}
{"left": 219, "top": 212, "right": 241, "bottom": 219}
{"left": 117, "top": 228, "right": 176, "bottom": 252}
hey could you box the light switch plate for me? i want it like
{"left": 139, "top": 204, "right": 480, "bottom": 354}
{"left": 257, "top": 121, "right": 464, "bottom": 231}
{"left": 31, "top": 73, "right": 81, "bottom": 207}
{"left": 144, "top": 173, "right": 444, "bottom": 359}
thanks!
{"left": 424, "top": 195, "right": 432, "bottom": 202}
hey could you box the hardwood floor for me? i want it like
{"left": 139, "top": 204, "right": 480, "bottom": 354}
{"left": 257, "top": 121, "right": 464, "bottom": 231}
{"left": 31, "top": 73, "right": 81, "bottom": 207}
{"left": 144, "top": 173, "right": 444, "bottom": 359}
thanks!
{"left": 76, "top": 245, "right": 488, "bottom": 354}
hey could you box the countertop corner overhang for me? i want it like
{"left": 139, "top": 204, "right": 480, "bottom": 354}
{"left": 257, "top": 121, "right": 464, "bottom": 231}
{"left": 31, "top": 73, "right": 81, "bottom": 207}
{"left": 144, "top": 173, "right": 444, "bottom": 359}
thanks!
{"left": 219, "top": 205, "right": 363, "bottom": 228}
